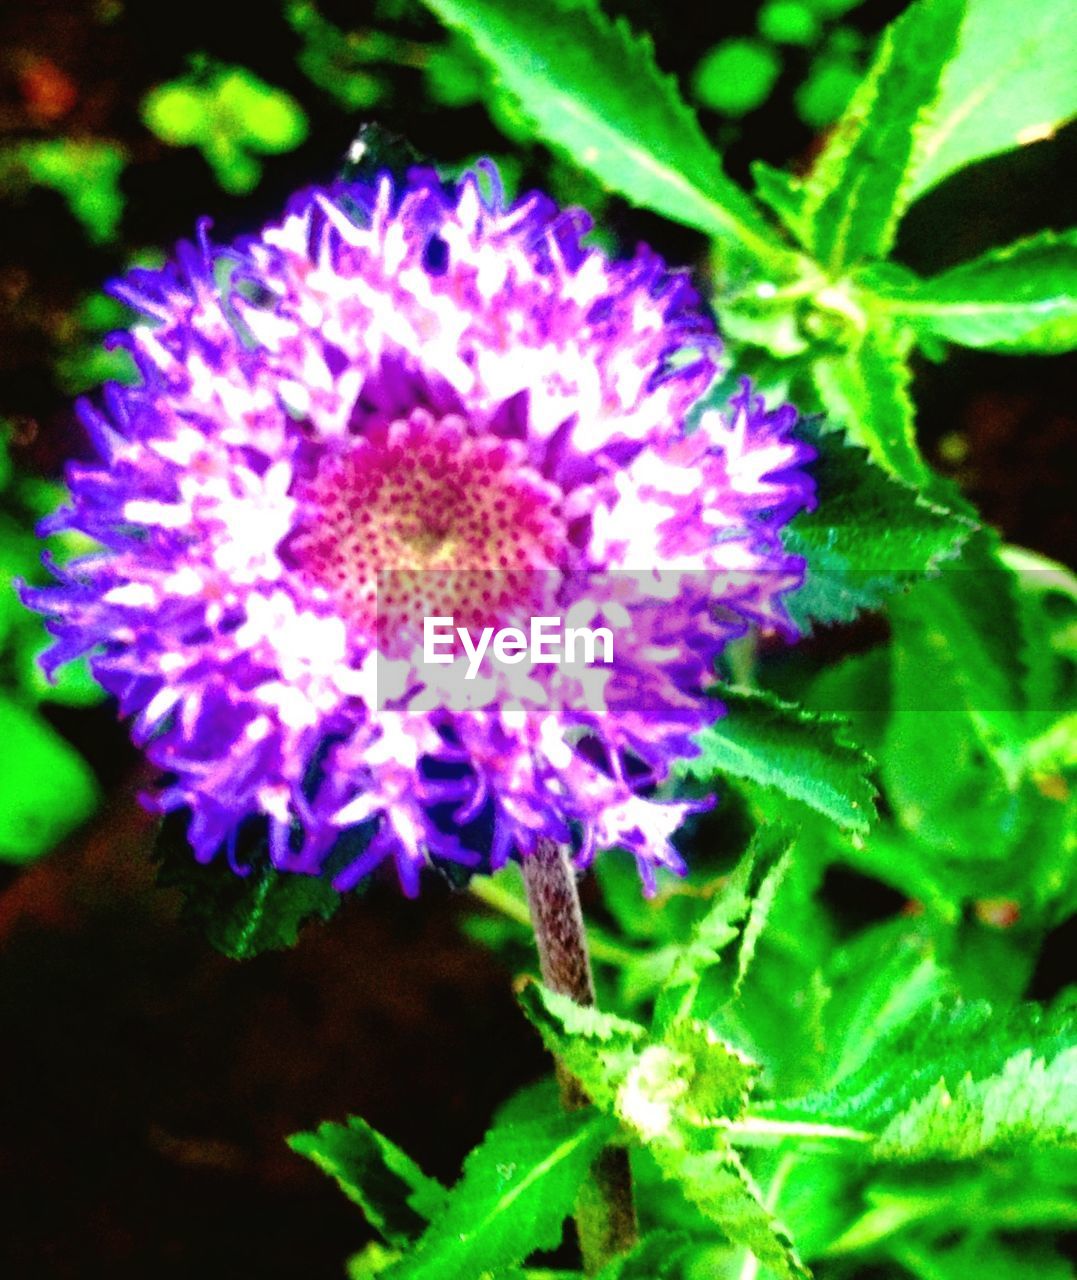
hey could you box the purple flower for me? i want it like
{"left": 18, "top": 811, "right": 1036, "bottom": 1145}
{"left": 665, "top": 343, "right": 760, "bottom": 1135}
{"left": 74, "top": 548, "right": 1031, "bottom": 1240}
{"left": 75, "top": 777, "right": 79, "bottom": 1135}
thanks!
{"left": 24, "top": 164, "right": 814, "bottom": 895}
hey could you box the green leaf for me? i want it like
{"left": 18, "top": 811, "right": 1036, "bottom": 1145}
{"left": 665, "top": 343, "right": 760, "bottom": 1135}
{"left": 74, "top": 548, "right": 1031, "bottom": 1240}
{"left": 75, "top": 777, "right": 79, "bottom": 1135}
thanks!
{"left": 288, "top": 1117, "right": 449, "bottom": 1247}
{"left": 795, "top": 55, "right": 862, "bottom": 130}
{"left": 733, "top": 845, "right": 793, "bottom": 999}
{"left": 0, "top": 514, "right": 42, "bottom": 648}
{"left": 877, "top": 1046, "right": 1077, "bottom": 1160}
{"left": 215, "top": 69, "right": 308, "bottom": 152}
{"left": 142, "top": 65, "right": 307, "bottom": 194}
{"left": 765, "top": 998, "right": 1077, "bottom": 1161}
{"left": 802, "top": 0, "right": 965, "bottom": 269}
{"left": 759, "top": 2, "right": 820, "bottom": 47}
{"left": 860, "top": 230, "right": 1077, "bottom": 354}
{"left": 346, "top": 1242, "right": 400, "bottom": 1279}
{"left": 782, "top": 417, "right": 974, "bottom": 627}
{"left": 810, "top": 319, "right": 928, "bottom": 483}
{"left": 20, "top": 637, "right": 105, "bottom": 707}
{"left": 519, "top": 986, "right": 759, "bottom": 1137}
{"left": 651, "top": 828, "right": 786, "bottom": 1027}
{"left": 662, "top": 1018, "right": 760, "bottom": 1125}
{"left": 3, "top": 140, "right": 126, "bottom": 244}
{"left": 823, "top": 919, "right": 951, "bottom": 1082}
{"left": 909, "top": 0, "right": 1077, "bottom": 199}
{"left": 751, "top": 160, "right": 809, "bottom": 246}
{"left": 1001, "top": 545, "right": 1077, "bottom": 727}
{"left": 153, "top": 812, "right": 342, "bottom": 959}
{"left": 384, "top": 1099, "right": 616, "bottom": 1280}
{"left": 0, "top": 693, "right": 100, "bottom": 862}
{"left": 418, "top": 0, "right": 785, "bottom": 265}
{"left": 891, "top": 1235, "right": 1077, "bottom": 1280}
{"left": 142, "top": 83, "right": 207, "bottom": 143}
{"left": 881, "top": 535, "right": 1034, "bottom": 859}
{"left": 517, "top": 981, "right": 647, "bottom": 1113}
{"left": 515, "top": 986, "right": 802, "bottom": 1276}
{"left": 693, "top": 39, "right": 782, "bottom": 118}
{"left": 826, "top": 1154, "right": 1077, "bottom": 1258}
{"left": 648, "top": 1143, "right": 809, "bottom": 1280}
{"left": 286, "top": 0, "right": 385, "bottom": 110}
{"left": 678, "top": 686, "right": 877, "bottom": 832}
{"left": 593, "top": 1230, "right": 699, "bottom": 1279}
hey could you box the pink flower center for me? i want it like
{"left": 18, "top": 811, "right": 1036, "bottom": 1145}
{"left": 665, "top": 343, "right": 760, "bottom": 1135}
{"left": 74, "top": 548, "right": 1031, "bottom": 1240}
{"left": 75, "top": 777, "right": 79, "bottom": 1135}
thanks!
{"left": 288, "top": 411, "right": 567, "bottom": 650}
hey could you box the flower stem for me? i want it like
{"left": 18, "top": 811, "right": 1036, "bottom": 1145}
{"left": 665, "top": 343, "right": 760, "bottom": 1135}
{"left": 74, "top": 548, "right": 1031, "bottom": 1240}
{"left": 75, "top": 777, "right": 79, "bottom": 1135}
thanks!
{"left": 522, "top": 838, "right": 638, "bottom": 1274}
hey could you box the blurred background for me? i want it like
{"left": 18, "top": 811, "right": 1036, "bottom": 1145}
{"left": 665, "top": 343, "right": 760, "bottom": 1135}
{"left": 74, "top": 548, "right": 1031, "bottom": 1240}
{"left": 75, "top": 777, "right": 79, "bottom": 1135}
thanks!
{"left": 0, "top": 0, "right": 1074, "bottom": 1275}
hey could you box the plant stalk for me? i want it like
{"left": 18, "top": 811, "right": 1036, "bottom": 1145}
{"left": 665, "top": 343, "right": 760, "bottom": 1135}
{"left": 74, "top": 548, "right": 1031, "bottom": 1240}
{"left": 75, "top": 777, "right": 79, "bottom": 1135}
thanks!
{"left": 522, "top": 837, "right": 638, "bottom": 1274}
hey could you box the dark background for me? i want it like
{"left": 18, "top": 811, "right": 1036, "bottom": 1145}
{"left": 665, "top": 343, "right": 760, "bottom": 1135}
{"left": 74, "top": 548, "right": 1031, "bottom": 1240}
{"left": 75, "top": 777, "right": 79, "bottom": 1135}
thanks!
{"left": 0, "top": 1, "right": 1073, "bottom": 1275}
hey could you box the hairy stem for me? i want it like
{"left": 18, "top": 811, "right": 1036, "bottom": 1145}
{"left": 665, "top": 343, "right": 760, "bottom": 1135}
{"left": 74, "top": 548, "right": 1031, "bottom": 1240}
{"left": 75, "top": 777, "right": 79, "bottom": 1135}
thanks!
{"left": 469, "top": 873, "right": 640, "bottom": 968}
{"left": 522, "top": 838, "right": 638, "bottom": 1274}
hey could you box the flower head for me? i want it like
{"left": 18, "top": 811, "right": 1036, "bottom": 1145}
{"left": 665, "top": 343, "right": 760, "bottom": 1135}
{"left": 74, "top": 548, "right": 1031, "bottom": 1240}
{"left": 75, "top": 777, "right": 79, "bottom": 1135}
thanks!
{"left": 24, "top": 163, "right": 814, "bottom": 894}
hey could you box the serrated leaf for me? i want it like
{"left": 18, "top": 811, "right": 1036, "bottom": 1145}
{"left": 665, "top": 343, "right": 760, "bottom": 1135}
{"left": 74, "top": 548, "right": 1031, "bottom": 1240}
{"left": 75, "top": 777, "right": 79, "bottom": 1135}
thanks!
{"left": 860, "top": 229, "right": 1077, "bottom": 354}
{"left": 733, "top": 846, "right": 793, "bottom": 999}
{"left": 0, "top": 692, "right": 99, "bottom": 863}
{"left": 810, "top": 320, "right": 928, "bottom": 483}
{"left": 518, "top": 981, "right": 647, "bottom": 1113}
{"left": 775, "top": 409, "right": 975, "bottom": 604}
{"left": 881, "top": 533, "right": 1034, "bottom": 858}
{"left": 649, "top": 1142, "right": 810, "bottom": 1280}
{"left": 519, "top": 985, "right": 798, "bottom": 1280}
{"left": 662, "top": 1019, "right": 760, "bottom": 1125}
{"left": 679, "top": 686, "right": 877, "bottom": 832}
{"left": 593, "top": 1229, "right": 699, "bottom": 1279}
{"left": 802, "top": 0, "right": 965, "bottom": 269}
{"left": 828, "top": 1154, "right": 1077, "bottom": 1258}
{"left": 1000, "top": 545, "right": 1077, "bottom": 733}
{"left": 651, "top": 828, "right": 787, "bottom": 1027}
{"left": 418, "top": 0, "right": 784, "bottom": 265}
{"left": 384, "top": 1099, "right": 615, "bottom": 1280}
{"left": 519, "top": 984, "right": 760, "bottom": 1143}
{"left": 877, "top": 1047, "right": 1077, "bottom": 1160}
{"left": 909, "top": 0, "right": 1077, "bottom": 199}
{"left": 750, "top": 160, "right": 809, "bottom": 246}
{"left": 824, "top": 920, "right": 951, "bottom": 1082}
{"left": 288, "top": 1117, "right": 448, "bottom": 1247}
{"left": 153, "top": 812, "right": 342, "bottom": 959}
{"left": 765, "top": 997, "right": 1077, "bottom": 1163}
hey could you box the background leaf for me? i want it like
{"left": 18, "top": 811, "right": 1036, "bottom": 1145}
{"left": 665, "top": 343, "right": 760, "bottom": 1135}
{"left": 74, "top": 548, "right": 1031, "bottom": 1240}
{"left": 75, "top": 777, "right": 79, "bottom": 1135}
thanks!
{"left": 647, "top": 836, "right": 764, "bottom": 1026}
{"left": 765, "top": 998, "right": 1077, "bottom": 1161}
{"left": 909, "top": 0, "right": 1077, "bottom": 199}
{"left": 418, "top": 0, "right": 784, "bottom": 264}
{"left": 861, "top": 230, "right": 1077, "bottom": 354}
{"left": 881, "top": 535, "right": 1033, "bottom": 860}
{"left": 0, "top": 692, "right": 99, "bottom": 863}
{"left": 153, "top": 812, "right": 342, "bottom": 959}
{"left": 801, "top": 0, "right": 964, "bottom": 268}
{"left": 782, "top": 418, "right": 973, "bottom": 628}
{"left": 289, "top": 1117, "right": 449, "bottom": 1248}
{"left": 679, "top": 687, "right": 877, "bottom": 832}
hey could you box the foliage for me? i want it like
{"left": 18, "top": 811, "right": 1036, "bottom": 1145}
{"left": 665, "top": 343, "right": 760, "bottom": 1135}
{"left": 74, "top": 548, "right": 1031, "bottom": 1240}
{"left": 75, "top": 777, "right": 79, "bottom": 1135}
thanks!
{"left": 0, "top": 431, "right": 102, "bottom": 864}
{"left": 282, "top": 0, "right": 1077, "bottom": 1274}
{"left": 4, "top": 0, "right": 1075, "bottom": 1276}
{"left": 142, "top": 59, "right": 308, "bottom": 193}
{"left": 0, "top": 140, "right": 126, "bottom": 244}
{"left": 153, "top": 811, "right": 343, "bottom": 960}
